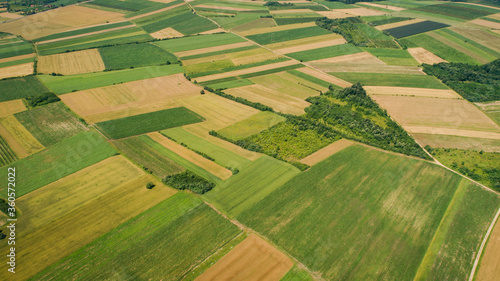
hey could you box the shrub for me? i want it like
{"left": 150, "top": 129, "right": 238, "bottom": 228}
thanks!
{"left": 146, "top": 182, "right": 155, "bottom": 189}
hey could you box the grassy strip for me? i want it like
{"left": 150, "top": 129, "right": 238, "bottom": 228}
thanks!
{"left": 330, "top": 72, "right": 449, "bottom": 89}
{"left": 190, "top": 57, "right": 289, "bottom": 78}
{"left": 247, "top": 26, "right": 331, "bottom": 45}
{"left": 286, "top": 69, "right": 338, "bottom": 89}
{"left": 180, "top": 45, "right": 259, "bottom": 60}
{"left": 287, "top": 44, "right": 362, "bottom": 62}
{"left": 153, "top": 33, "right": 247, "bottom": 53}
{"left": 0, "top": 57, "right": 34, "bottom": 68}
{"left": 198, "top": 63, "right": 302, "bottom": 84}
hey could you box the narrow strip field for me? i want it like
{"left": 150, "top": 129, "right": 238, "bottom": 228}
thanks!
{"left": 300, "top": 139, "right": 353, "bottom": 166}
{"left": 365, "top": 86, "right": 461, "bottom": 99}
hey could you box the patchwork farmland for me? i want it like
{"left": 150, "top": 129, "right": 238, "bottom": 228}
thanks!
{"left": 0, "top": 0, "right": 499, "bottom": 280}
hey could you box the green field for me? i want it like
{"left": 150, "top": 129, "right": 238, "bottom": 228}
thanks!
{"left": 153, "top": 33, "right": 247, "bottom": 53}
{"left": 38, "top": 64, "right": 184, "bottom": 94}
{"left": 330, "top": 72, "right": 449, "bottom": 89}
{"left": 287, "top": 44, "right": 362, "bottom": 62}
{"left": 273, "top": 17, "right": 320, "bottom": 26}
{"left": 0, "top": 135, "right": 17, "bottom": 167}
{"left": 247, "top": 26, "right": 331, "bottom": 45}
{"left": 205, "top": 78, "right": 255, "bottom": 90}
{"left": 161, "top": 127, "right": 251, "bottom": 169}
{"left": 238, "top": 145, "right": 498, "bottom": 280}
{"left": 96, "top": 107, "right": 204, "bottom": 139}
{"left": 0, "top": 130, "right": 116, "bottom": 197}
{"left": 87, "top": 0, "right": 171, "bottom": 15}
{"left": 412, "top": 3, "right": 497, "bottom": 20}
{"left": 0, "top": 41, "right": 33, "bottom": 59}
{"left": 180, "top": 45, "right": 259, "bottom": 61}
{"left": 432, "top": 29, "right": 499, "bottom": 63}
{"left": 33, "top": 193, "right": 241, "bottom": 280}
{"left": 286, "top": 69, "right": 336, "bottom": 89}
{"left": 363, "top": 48, "right": 419, "bottom": 66}
{"left": 37, "top": 27, "right": 153, "bottom": 56}
{"left": 33, "top": 21, "right": 133, "bottom": 43}
{"left": 204, "top": 155, "right": 300, "bottom": 217}
{"left": 218, "top": 112, "right": 286, "bottom": 140}
{"left": 112, "top": 135, "right": 185, "bottom": 178}
{"left": 14, "top": 102, "right": 88, "bottom": 147}
{"left": 99, "top": 42, "right": 178, "bottom": 70}
{"left": 400, "top": 33, "right": 480, "bottom": 64}
{"left": 280, "top": 265, "right": 314, "bottom": 281}
{"left": 0, "top": 76, "right": 50, "bottom": 102}
{"left": 439, "top": 28, "right": 500, "bottom": 59}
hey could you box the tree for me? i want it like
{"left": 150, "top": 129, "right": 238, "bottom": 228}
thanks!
{"left": 146, "top": 182, "right": 155, "bottom": 189}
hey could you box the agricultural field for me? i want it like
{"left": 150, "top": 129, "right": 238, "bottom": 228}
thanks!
{"left": 1, "top": 1, "right": 500, "bottom": 279}
{"left": 0, "top": 130, "right": 116, "bottom": 197}
{"left": 32, "top": 194, "right": 241, "bottom": 281}
{"left": 96, "top": 107, "right": 204, "bottom": 139}
{"left": 112, "top": 134, "right": 185, "bottom": 178}
{"left": 60, "top": 73, "right": 201, "bottom": 123}
{"left": 37, "top": 49, "right": 105, "bottom": 75}
{"left": 13, "top": 102, "right": 88, "bottom": 147}
{"left": 204, "top": 155, "right": 300, "bottom": 217}
{"left": 39, "top": 64, "right": 184, "bottom": 94}
{"left": 0, "top": 76, "right": 50, "bottom": 102}
{"left": 238, "top": 145, "right": 500, "bottom": 280}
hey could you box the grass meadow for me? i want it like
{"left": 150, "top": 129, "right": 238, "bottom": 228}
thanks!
{"left": 99, "top": 43, "right": 178, "bottom": 70}
{"left": 218, "top": 111, "right": 286, "bottom": 140}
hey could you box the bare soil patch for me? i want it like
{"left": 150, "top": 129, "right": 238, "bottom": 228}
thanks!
{"left": 195, "top": 234, "right": 293, "bottom": 281}
{"left": 308, "top": 51, "right": 385, "bottom": 65}
{"left": 316, "top": 11, "right": 352, "bottom": 19}
{"left": 342, "top": 7, "right": 385, "bottom": 16}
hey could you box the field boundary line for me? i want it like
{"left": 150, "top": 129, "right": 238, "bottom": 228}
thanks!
{"left": 469, "top": 207, "right": 500, "bottom": 281}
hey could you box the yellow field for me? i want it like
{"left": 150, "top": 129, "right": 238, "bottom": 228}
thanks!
{"left": 308, "top": 51, "right": 385, "bottom": 65}
{"left": 176, "top": 41, "right": 255, "bottom": 57}
{"left": 37, "top": 49, "right": 105, "bottom": 75}
{"left": 407, "top": 47, "right": 447, "bottom": 65}
{"left": 15, "top": 156, "right": 145, "bottom": 236}
{"left": 300, "top": 139, "right": 354, "bottom": 166}
{"left": 412, "top": 133, "right": 500, "bottom": 152}
{"left": 225, "top": 84, "right": 310, "bottom": 115}
{"left": 0, "top": 12, "right": 22, "bottom": 19}
{"left": 195, "top": 234, "right": 293, "bottom": 281}
{"left": 316, "top": 11, "right": 352, "bottom": 19}
{"left": 147, "top": 132, "right": 233, "bottom": 180}
{"left": 60, "top": 73, "right": 202, "bottom": 123}
{"left": 342, "top": 7, "right": 385, "bottom": 16}
{"left": 0, "top": 62, "right": 33, "bottom": 79}
{"left": 0, "top": 6, "right": 124, "bottom": 40}
{"left": 365, "top": 86, "right": 462, "bottom": 99}
{"left": 265, "top": 34, "right": 342, "bottom": 51}
{"left": 371, "top": 95, "right": 500, "bottom": 133}
{"left": 359, "top": 2, "right": 405, "bottom": 11}
{"left": 0, "top": 116, "right": 44, "bottom": 158}
{"left": 0, "top": 99, "right": 26, "bottom": 118}
{"left": 249, "top": 71, "right": 324, "bottom": 99}
{"left": 471, "top": 19, "right": 500, "bottom": 29}
{"left": 377, "top": 19, "right": 424, "bottom": 31}
{"left": 175, "top": 92, "right": 259, "bottom": 131}
{"left": 183, "top": 47, "right": 281, "bottom": 68}
{"left": 0, "top": 157, "right": 176, "bottom": 280}
{"left": 196, "top": 60, "right": 297, "bottom": 83}
{"left": 150, "top": 27, "right": 184, "bottom": 39}
{"left": 310, "top": 64, "right": 424, "bottom": 75}
{"left": 238, "top": 22, "right": 316, "bottom": 36}
{"left": 296, "top": 67, "right": 352, "bottom": 88}
{"left": 0, "top": 53, "right": 34, "bottom": 64}
{"left": 406, "top": 126, "right": 500, "bottom": 139}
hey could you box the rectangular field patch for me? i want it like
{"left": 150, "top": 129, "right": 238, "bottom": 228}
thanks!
{"left": 385, "top": 20, "right": 450, "bottom": 39}
{"left": 96, "top": 107, "right": 204, "bottom": 139}
{"left": 0, "top": 62, "right": 33, "bottom": 79}
{"left": 218, "top": 111, "right": 286, "bottom": 140}
{"left": 195, "top": 234, "right": 293, "bottom": 281}
{"left": 0, "top": 99, "right": 26, "bottom": 118}
{"left": 37, "top": 49, "right": 105, "bottom": 75}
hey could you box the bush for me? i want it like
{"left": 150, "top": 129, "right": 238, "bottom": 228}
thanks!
{"left": 146, "top": 182, "right": 155, "bottom": 189}
{"left": 163, "top": 170, "right": 215, "bottom": 194}
{"left": 24, "top": 92, "right": 60, "bottom": 108}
